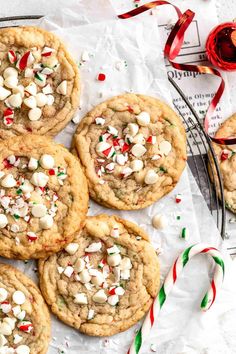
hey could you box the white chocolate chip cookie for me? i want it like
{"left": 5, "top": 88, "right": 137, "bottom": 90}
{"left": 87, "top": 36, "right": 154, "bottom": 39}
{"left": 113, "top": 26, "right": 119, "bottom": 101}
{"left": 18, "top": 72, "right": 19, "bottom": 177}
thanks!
{"left": 0, "top": 26, "right": 79, "bottom": 139}
{"left": 39, "top": 214, "right": 160, "bottom": 336}
{"left": 73, "top": 94, "right": 187, "bottom": 210}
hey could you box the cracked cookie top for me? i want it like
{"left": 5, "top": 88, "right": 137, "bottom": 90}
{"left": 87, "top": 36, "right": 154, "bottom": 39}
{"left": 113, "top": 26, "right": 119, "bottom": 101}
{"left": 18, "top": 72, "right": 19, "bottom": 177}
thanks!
{"left": 73, "top": 94, "right": 186, "bottom": 210}
{"left": 0, "top": 26, "right": 79, "bottom": 139}
{"left": 0, "top": 134, "right": 88, "bottom": 259}
{"left": 39, "top": 214, "right": 160, "bottom": 336}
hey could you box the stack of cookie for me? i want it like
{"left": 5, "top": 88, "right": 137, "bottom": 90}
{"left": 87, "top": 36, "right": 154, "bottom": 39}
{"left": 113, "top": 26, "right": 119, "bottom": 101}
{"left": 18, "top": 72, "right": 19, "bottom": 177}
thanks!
{"left": 0, "top": 26, "right": 187, "bottom": 353}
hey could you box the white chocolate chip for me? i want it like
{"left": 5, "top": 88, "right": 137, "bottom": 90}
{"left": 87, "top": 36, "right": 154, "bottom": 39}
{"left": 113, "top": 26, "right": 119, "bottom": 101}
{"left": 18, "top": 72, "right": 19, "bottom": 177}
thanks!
{"left": 108, "top": 295, "right": 119, "bottom": 306}
{"left": 39, "top": 154, "right": 55, "bottom": 169}
{"left": 1, "top": 174, "right": 16, "bottom": 188}
{"left": 25, "top": 68, "right": 34, "bottom": 78}
{"left": 31, "top": 204, "right": 47, "bottom": 218}
{"left": 136, "top": 111, "right": 150, "bottom": 126}
{"left": 28, "top": 157, "right": 38, "bottom": 170}
{"left": 12, "top": 291, "right": 26, "bottom": 305}
{"left": 21, "top": 180, "right": 34, "bottom": 194}
{"left": 0, "top": 87, "right": 11, "bottom": 100}
{"left": 23, "top": 96, "right": 37, "bottom": 109}
{"left": 152, "top": 214, "right": 168, "bottom": 229}
{"left": 74, "top": 293, "right": 88, "bottom": 305}
{"left": 13, "top": 85, "right": 25, "bottom": 98}
{"left": 79, "top": 269, "right": 91, "bottom": 284}
{"left": 120, "top": 257, "right": 132, "bottom": 270}
{"left": 107, "top": 254, "right": 121, "bottom": 267}
{"left": 28, "top": 107, "right": 42, "bottom": 121}
{"left": 0, "top": 322, "right": 12, "bottom": 336}
{"left": 130, "top": 159, "right": 144, "bottom": 172}
{"left": 159, "top": 140, "right": 172, "bottom": 156}
{"left": 91, "top": 272, "right": 104, "bottom": 286}
{"left": 0, "top": 288, "right": 8, "bottom": 302}
{"left": 0, "top": 334, "right": 7, "bottom": 347}
{"left": 63, "top": 266, "right": 74, "bottom": 278}
{"left": 121, "top": 269, "right": 131, "bottom": 280}
{"left": 31, "top": 172, "right": 49, "bottom": 187}
{"left": 0, "top": 214, "right": 8, "bottom": 229}
{"left": 46, "top": 94, "right": 54, "bottom": 105}
{"left": 131, "top": 144, "right": 147, "bottom": 158}
{"left": 42, "top": 84, "right": 53, "bottom": 95}
{"left": 95, "top": 117, "right": 105, "bottom": 125}
{"left": 35, "top": 93, "right": 48, "bottom": 107}
{"left": 4, "top": 76, "right": 18, "bottom": 89}
{"left": 15, "top": 345, "right": 30, "bottom": 354}
{"left": 56, "top": 80, "right": 67, "bottom": 95}
{"left": 144, "top": 170, "right": 159, "bottom": 185}
{"left": 92, "top": 289, "right": 107, "bottom": 303}
{"left": 57, "top": 267, "right": 64, "bottom": 274}
{"left": 65, "top": 243, "right": 79, "bottom": 255}
{"left": 25, "top": 82, "right": 37, "bottom": 96}
{"left": 115, "top": 286, "right": 125, "bottom": 296}
{"left": 13, "top": 333, "right": 23, "bottom": 344}
{"left": 3, "top": 67, "right": 18, "bottom": 79}
{"left": 127, "top": 123, "right": 139, "bottom": 136}
{"left": 85, "top": 242, "right": 102, "bottom": 253}
{"left": 116, "top": 154, "right": 127, "bottom": 166}
{"left": 87, "top": 309, "right": 95, "bottom": 320}
{"left": 107, "top": 245, "right": 120, "bottom": 255}
{"left": 39, "top": 215, "right": 54, "bottom": 229}
{"left": 7, "top": 93, "right": 22, "bottom": 107}
{"left": 3, "top": 317, "right": 16, "bottom": 330}
{"left": 74, "top": 258, "right": 85, "bottom": 273}
{"left": 121, "top": 167, "right": 133, "bottom": 178}
{"left": 96, "top": 142, "right": 111, "bottom": 157}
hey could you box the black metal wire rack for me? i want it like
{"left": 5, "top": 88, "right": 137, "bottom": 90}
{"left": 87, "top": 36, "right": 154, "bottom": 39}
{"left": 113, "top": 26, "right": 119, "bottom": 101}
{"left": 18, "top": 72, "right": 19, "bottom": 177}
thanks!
{"left": 0, "top": 15, "right": 228, "bottom": 242}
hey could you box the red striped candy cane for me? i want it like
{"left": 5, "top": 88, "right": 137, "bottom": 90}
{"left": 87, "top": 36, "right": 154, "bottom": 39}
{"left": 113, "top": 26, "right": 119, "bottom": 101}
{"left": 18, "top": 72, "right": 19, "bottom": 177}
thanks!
{"left": 128, "top": 243, "right": 225, "bottom": 354}
{"left": 118, "top": 1, "right": 236, "bottom": 145}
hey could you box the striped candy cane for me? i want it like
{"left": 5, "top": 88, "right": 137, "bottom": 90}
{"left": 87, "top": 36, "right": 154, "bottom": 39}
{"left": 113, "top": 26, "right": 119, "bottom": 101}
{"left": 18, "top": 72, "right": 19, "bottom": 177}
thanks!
{"left": 128, "top": 244, "right": 225, "bottom": 354}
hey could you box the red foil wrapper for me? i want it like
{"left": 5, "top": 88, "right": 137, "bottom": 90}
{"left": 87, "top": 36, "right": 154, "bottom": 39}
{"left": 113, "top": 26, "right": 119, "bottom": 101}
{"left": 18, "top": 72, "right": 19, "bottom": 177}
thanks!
{"left": 206, "top": 22, "right": 236, "bottom": 71}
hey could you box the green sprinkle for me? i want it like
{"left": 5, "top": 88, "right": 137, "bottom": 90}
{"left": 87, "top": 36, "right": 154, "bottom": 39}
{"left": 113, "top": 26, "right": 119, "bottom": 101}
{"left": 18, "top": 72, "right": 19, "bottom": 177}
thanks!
{"left": 159, "top": 166, "right": 167, "bottom": 173}
{"left": 99, "top": 136, "right": 103, "bottom": 142}
{"left": 177, "top": 215, "right": 181, "bottom": 220}
{"left": 13, "top": 214, "right": 20, "bottom": 220}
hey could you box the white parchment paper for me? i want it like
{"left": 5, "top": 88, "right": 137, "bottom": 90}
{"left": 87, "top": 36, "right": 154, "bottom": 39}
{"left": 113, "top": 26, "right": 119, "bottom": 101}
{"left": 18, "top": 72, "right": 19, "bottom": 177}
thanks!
{"left": 1, "top": 2, "right": 236, "bottom": 353}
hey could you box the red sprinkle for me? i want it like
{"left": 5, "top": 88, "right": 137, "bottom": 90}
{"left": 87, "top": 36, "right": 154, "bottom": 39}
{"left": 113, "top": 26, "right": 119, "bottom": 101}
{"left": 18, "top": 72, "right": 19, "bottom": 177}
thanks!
{"left": 26, "top": 127, "right": 33, "bottom": 132}
{"left": 127, "top": 105, "right": 134, "bottom": 113}
{"left": 49, "top": 169, "right": 55, "bottom": 175}
{"left": 97, "top": 73, "right": 106, "bottom": 81}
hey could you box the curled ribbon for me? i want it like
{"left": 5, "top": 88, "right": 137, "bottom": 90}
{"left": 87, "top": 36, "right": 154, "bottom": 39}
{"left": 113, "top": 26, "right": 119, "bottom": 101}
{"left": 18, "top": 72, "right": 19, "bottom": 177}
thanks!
{"left": 118, "top": 1, "right": 236, "bottom": 145}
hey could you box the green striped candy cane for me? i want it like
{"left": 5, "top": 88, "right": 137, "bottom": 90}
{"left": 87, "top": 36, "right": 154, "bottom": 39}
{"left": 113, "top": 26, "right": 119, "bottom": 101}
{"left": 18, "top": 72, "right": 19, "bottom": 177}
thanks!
{"left": 128, "top": 243, "right": 225, "bottom": 354}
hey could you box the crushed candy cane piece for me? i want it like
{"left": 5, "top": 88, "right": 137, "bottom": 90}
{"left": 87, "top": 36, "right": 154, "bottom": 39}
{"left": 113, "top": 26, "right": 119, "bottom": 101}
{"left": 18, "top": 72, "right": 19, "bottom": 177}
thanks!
{"left": 97, "top": 73, "right": 106, "bottom": 81}
{"left": 175, "top": 194, "right": 182, "bottom": 203}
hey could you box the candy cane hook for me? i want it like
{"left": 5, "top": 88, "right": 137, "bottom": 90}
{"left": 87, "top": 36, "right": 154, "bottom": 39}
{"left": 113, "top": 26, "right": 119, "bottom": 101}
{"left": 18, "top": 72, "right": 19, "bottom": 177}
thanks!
{"left": 128, "top": 243, "right": 225, "bottom": 354}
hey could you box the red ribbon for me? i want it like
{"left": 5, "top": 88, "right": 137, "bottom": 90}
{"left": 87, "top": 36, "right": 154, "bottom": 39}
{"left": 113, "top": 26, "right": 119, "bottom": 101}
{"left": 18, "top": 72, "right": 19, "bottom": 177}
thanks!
{"left": 118, "top": 1, "right": 236, "bottom": 145}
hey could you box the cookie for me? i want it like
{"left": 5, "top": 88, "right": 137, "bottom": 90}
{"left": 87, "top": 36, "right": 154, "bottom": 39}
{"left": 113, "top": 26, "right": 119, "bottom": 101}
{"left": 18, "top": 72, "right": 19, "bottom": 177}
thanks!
{"left": 0, "top": 263, "right": 50, "bottom": 354}
{"left": 73, "top": 93, "right": 187, "bottom": 210}
{"left": 0, "top": 26, "right": 79, "bottom": 139}
{"left": 39, "top": 214, "right": 160, "bottom": 336}
{"left": 210, "top": 114, "right": 236, "bottom": 213}
{"left": 0, "top": 134, "right": 88, "bottom": 259}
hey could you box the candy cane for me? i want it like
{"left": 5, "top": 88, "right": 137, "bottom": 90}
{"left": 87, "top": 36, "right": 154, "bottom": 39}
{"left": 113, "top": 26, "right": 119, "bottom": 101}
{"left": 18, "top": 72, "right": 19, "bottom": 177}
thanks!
{"left": 128, "top": 243, "right": 225, "bottom": 354}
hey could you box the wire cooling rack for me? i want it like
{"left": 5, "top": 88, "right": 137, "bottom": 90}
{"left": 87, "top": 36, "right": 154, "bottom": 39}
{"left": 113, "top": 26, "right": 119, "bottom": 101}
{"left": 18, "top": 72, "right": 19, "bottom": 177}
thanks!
{"left": 0, "top": 15, "right": 227, "bottom": 242}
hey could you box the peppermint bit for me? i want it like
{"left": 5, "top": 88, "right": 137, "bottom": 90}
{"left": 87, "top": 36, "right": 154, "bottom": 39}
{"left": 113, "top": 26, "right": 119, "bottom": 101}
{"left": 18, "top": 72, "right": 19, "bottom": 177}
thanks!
{"left": 180, "top": 227, "right": 189, "bottom": 240}
{"left": 97, "top": 73, "right": 106, "bottom": 81}
{"left": 175, "top": 194, "right": 182, "bottom": 203}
